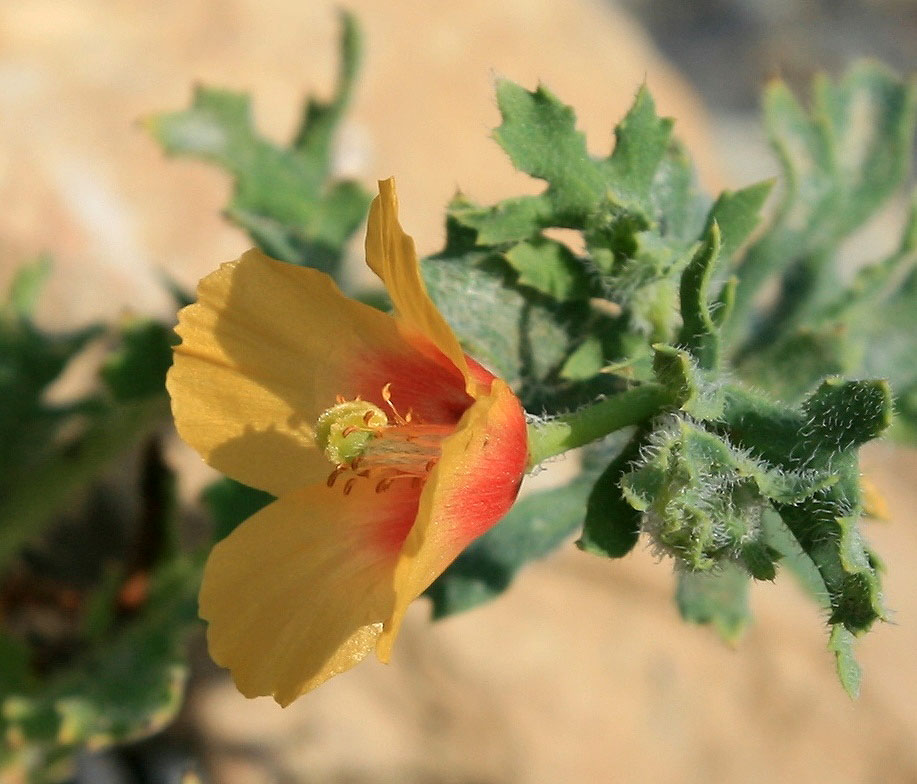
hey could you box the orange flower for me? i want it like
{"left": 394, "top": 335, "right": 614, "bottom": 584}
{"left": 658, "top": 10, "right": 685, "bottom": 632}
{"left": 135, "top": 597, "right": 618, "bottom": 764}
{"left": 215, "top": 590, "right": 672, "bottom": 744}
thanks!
{"left": 168, "top": 179, "right": 528, "bottom": 705}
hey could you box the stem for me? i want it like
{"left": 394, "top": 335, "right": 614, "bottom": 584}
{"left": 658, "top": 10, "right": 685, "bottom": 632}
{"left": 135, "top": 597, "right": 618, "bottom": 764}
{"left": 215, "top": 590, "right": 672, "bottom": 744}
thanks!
{"left": 526, "top": 383, "right": 674, "bottom": 467}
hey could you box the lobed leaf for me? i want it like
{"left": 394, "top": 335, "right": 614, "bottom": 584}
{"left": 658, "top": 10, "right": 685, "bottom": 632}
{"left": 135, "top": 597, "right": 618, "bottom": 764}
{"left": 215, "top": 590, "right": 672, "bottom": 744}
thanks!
{"left": 147, "top": 12, "right": 370, "bottom": 276}
{"left": 493, "top": 80, "right": 606, "bottom": 219}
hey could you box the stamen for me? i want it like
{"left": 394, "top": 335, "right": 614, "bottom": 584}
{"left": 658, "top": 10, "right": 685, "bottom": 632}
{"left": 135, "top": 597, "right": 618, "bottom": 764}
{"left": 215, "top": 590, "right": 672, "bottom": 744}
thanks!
{"left": 381, "top": 382, "right": 410, "bottom": 425}
{"left": 318, "top": 386, "right": 448, "bottom": 496}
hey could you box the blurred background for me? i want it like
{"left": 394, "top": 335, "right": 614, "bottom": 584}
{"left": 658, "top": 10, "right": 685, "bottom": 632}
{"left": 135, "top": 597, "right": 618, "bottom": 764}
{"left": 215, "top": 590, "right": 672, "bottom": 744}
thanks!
{"left": 1, "top": 0, "right": 915, "bottom": 782}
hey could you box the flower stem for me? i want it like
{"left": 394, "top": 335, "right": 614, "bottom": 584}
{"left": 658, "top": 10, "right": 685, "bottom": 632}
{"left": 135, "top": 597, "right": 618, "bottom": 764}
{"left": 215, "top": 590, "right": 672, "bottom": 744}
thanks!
{"left": 526, "top": 383, "right": 674, "bottom": 468}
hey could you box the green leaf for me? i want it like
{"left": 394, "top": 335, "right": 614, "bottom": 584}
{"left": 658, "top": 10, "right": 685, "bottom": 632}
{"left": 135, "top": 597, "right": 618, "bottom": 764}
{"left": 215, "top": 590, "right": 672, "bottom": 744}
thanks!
{"left": 422, "top": 252, "right": 591, "bottom": 409}
{"left": 101, "top": 318, "right": 175, "bottom": 402}
{"left": 814, "top": 65, "right": 915, "bottom": 228}
{"left": 677, "top": 222, "right": 723, "bottom": 370}
{"left": 291, "top": 10, "right": 361, "bottom": 180}
{"left": 560, "top": 334, "right": 605, "bottom": 381}
{"left": 705, "top": 180, "right": 773, "bottom": 264}
{"left": 801, "top": 378, "right": 893, "bottom": 451}
{"left": 578, "top": 428, "right": 646, "bottom": 557}
{"left": 147, "top": 12, "right": 370, "bottom": 276}
{"left": 729, "top": 64, "right": 916, "bottom": 343}
{"left": 426, "top": 474, "right": 593, "bottom": 618}
{"left": 735, "top": 326, "right": 857, "bottom": 403}
{"left": 504, "top": 237, "right": 591, "bottom": 300}
{"left": 720, "top": 384, "right": 888, "bottom": 635}
{"left": 761, "top": 509, "right": 828, "bottom": 603}
{"left": 427, "top": 437, "right": 627, "bottom": 618}
{"left": 0, "top": 263, "right": 170, "bottom": 571}
{"left": 737, "top": 191, "right": 917, "bottom": 409}
{"left": 1, "top": 558, "right": 199, "bottom": 782}
{"left": 651, "top": 344, "right": 724, "bottom": 420}
{"left": 449, "top": 195, "right": 552, "bottom": 245}
{"left": 201, "top": 477, "right": 274, "bottom": 543}
{"left": 3, "top": 254, "right": 53, "bottom": 318}
{"left": 675, "top": 563, "right": 751, "bottom": 643}
{"left": 493, "top": 80, "right": 606, "bottom": 219}
{"left": 603, "top": 85, "right": 675, "bottom": 212}
{"left": 828, "top": 623, "right": 862, "bottom": 699}
{"left": 0, "top": 633, "right": 33, "bottom": 693}
{"left": 649, "top": 141, "right": 710, "bottom": 245}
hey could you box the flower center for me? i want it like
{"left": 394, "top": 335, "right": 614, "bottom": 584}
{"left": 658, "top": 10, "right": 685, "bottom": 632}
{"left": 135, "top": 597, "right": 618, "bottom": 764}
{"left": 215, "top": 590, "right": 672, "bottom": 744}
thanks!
{"left": 315, "top": 385, "right": 450, "bottom": 494}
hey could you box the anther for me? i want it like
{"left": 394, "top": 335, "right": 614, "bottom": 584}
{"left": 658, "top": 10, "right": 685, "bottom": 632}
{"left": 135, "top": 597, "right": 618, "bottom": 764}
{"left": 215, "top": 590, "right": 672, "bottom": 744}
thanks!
{"left": 327, "top": 467, "right": 344, "bottom": 487}
{"left": 343, "top": 477, "right": 357, "bottom": 496}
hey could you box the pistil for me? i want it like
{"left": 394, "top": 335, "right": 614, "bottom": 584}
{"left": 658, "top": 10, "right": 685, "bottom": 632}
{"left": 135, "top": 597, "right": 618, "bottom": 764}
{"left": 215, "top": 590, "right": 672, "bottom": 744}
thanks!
{"left": 316, "top": 390, "right": 451, "bottom": 493}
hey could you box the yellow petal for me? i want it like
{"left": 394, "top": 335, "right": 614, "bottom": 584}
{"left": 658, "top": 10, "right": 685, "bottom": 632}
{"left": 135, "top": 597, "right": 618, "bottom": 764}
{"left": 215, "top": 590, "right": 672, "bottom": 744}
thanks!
{"left": 168, "top": 249, "right": 439, "bottom": 495}
{"left": 376, "top": 380, "right": 528, "bottom": 660}
{"left": 365, "top": 178, "right": 477, "bottom": 395}
{"left": 199, "top": 479, "right": 420, "bottom": 706}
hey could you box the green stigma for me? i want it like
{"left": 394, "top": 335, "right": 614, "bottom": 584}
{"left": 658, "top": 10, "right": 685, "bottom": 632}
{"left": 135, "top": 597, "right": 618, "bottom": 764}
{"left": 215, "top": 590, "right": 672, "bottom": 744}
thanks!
{"left": 315, "top": 400, "right": 389, "bottom": 466}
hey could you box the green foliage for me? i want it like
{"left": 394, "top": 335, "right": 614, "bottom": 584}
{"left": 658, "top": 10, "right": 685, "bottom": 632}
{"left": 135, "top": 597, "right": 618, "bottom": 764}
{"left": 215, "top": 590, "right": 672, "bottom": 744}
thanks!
{"left": 0, "top": 261, "right": 194, "bottom": 780}
{"left": 675, "top": 563, "right": 751, "bottom": 643}
{"left": 727, "top": 62, "right": 916, "bottom": 428}
{"left": 4, "top": 253, "right": 53, "bottom": 318}
{"left": 101, "top": 318, "right": 176, "bottom": 402}
{"left": 420, "top": 65, "right": 912, "bottom": 695}
{"left": 1, "top": 558, "right": 199, "bottom": 783}
{"left": 577, "top": 428, "right": 646, "bottom": 558}
{"left": 425, "top": 474, "right": 593, "bottom": 618}
{"left": 427, "top": 436, "right": 625, "bottom": 617}
{"left": 738, "top": 193, "right": 917, "bottom": 440}
{"left": 5, "top": 19, "right": 911, "bottom": 757}
{"left": 147, "top": 11, "right": 370, "bottom": 277}
{"left": 428, "top": 78, "right": 774, "bottom": 407}
{"left": 422, "top": 250, "right": 598, "bottom": 411}
{"left": 202, "top": 477, "right": 274, "bottom": 543}
{"left": 0, "top": 262, "right": 173, "bottom": 571}
{"left": 504, "top": 237, "right": 591, "bottom": 301}
{"left": 729, "top": 63, "right": 915, "bottom": 342}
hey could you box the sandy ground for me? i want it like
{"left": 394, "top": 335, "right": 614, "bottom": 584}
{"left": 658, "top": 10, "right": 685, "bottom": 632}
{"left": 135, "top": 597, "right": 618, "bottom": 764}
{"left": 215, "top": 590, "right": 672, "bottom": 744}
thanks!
{"left": 1, "top": 1, "right": 915, "bottom": 782}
